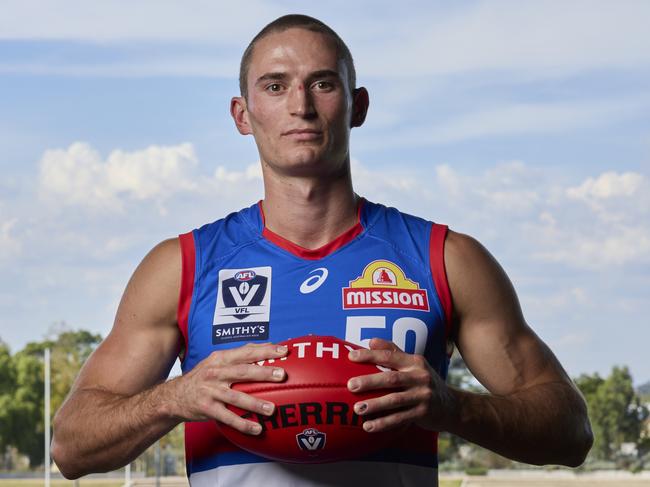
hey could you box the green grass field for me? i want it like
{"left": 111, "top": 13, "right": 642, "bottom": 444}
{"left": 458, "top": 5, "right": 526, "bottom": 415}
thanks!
{"left": 0, "top": 481, "right": 122, "bottom": 487}
{"left": 0, "top": 478, "right": 461, "bottom": 487}
{"left": 0, "top": 481, "right": 461, "bottom": 487}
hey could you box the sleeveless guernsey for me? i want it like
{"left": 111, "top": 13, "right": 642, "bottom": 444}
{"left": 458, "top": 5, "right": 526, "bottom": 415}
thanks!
{"left": 177, "top": 198, "right": 453, "bottom": 487}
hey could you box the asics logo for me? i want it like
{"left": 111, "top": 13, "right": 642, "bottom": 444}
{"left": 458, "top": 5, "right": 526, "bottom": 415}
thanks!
{"left": 300, "top": 268, "right": 329, "bottom": 294}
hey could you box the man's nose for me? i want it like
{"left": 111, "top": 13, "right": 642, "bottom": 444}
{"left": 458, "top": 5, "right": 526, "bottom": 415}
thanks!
{"left": 288, "top": 85, "right": 316, "bottom": 118}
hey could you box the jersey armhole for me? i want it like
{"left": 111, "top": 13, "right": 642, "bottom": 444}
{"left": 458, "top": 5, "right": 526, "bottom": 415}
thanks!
{"left": 178, "top": 231, "right": 196, "bottom": 363}
{"left": 429, "top": 223, "right": 454, "bottom": 352}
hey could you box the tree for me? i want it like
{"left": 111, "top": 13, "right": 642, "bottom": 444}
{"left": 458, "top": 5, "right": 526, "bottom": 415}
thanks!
{"left": 0, "top": 341, "right": 17, "bottom": 459}
{"left": 575, "top": 366, "right": 649, "bottom": 462}
{"left": 47, "top": 329, "right": 102, "bottom": 415}
{"left": 11, "top": 343, "right": 46, "bottom": 466}
{"left": 0, "top": 327, "right": 102, "bottom": 467}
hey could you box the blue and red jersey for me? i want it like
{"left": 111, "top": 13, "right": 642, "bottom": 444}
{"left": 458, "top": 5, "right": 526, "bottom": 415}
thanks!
{"left": 177, "top": 198, "right": 452, "bottom": 486}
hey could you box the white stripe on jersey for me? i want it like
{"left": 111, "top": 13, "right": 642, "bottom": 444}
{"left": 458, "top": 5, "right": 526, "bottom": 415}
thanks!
{"left": 189, "top": 461, "right": 437, "bottom": 487}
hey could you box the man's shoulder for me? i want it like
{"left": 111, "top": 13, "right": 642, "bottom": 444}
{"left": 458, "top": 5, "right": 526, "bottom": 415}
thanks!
{"left": 183, "top": 202, "right": 263, "bottom": 265}
{"left": 444, "top": 229, "right": 492, "bottom": 268}
{"left": 363, "top": 198, "right": 437, "bottom": 229}
{"left": 188, "top": 202, "right": 260, "bottom": 236}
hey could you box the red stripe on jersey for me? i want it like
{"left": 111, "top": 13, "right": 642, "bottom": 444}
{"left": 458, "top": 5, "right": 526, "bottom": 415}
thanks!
{"left": 429, "top": 224, "right": 453, "bottom": 346}
{"left": 259, "top": 200, "right": 365, "bottom": 260}
{"left": 185, "top": 421, "right": 242, "bottom": 462}
{"left": 178, "top": 232, "right": 195, "bottom": 362}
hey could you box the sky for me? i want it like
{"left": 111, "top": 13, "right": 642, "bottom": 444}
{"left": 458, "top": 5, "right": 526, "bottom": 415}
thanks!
{"left": 0, "top": 0, "right": 649, "bottom": 384}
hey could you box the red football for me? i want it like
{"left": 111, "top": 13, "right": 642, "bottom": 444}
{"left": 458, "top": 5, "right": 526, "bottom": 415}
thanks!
{"left": 217, "top": 335, "right": 401, "bottom": 463}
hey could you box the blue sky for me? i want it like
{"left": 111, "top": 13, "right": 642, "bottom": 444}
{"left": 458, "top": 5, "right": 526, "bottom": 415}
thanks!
{"left": 1, "top": 1, "right": 649, "bottom": 384}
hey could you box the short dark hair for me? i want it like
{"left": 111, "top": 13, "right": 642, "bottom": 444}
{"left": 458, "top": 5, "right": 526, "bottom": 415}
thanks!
{"left": 239, "top": 14, "right": 356, "bottom": 99}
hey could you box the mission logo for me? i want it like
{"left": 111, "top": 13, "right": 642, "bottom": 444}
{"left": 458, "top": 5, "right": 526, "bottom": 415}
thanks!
{"left": 342, "top": 260, "right": 429, "bottom": 311}
{"left": 212, "top": 266, "right": 271, "bottom": 344}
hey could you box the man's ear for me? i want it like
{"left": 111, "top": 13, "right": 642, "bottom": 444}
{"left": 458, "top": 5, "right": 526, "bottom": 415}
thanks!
{"left": 231, "top": 96, "right": 252, "bottom": 135}
{"left": 350, "top": 87, "right": 369, "bottom": 128}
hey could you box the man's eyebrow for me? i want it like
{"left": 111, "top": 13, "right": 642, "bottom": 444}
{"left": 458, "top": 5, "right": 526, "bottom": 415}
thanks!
{"left": 255, "top": 72, "right": 287, "bottom": 85}
{"left": 309, "top": 69, "right": 341, "bottom": 80}
{"left": 255, "top": 70, "right": 342, "bottom": 86}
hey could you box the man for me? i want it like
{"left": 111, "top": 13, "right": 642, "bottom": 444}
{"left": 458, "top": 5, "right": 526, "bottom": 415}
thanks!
{"left": 51, "top": 14, "right": 593, "bottom": 486}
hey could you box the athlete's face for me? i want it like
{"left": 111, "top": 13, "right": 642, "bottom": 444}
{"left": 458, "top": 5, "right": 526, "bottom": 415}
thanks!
{"left": 231, "top": 28, "right": 368, "bottom": 177}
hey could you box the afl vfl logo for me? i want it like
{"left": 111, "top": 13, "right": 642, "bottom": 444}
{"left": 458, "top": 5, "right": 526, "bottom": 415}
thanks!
{"left": 213, "top": 266, "right": 272, "bottom": 344}
{"left": 296, "top": 428, "right": 326, "bottom": 451}
{"left": 300, "top": 268, "right": 329, "bottom": 294}
{"left": 235, "top": 270, "right": 256, "bottom": 281}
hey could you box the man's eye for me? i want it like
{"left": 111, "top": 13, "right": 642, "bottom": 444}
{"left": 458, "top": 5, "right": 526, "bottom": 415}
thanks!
{"left": 267, "top": 83, "right": 282, "bottom": 92}
{"left": 314, "top": 81, "right": 333, "bottom": 90}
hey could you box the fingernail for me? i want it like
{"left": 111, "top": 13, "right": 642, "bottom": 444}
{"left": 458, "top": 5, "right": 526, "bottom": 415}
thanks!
{"left": 349, "top": 350, "right": 360, "bottom": 360}
{"left": 251, "top": 423, "right": 262, "bottom": 435}
{"left": 348, "top": 379, "right": 360, "bottom": 391}
{"left": 363, "top": 421, "right": 374, "bottom": 432}
{"left": 262, "top": 402, "right": 273, "bottom": 414}
{"left": 272, "top": 368, "right": 284, "bottom": 379}
{"left": 355, "top": 402, "right": 367, "bottom": 414}
{"left": 276, "top": 345, "right": 288, "bottom": 353}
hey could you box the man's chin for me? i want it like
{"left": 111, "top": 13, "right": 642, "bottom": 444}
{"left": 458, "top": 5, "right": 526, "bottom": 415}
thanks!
{"left": 267, "top": 154, "right": 347, "bottom": 178}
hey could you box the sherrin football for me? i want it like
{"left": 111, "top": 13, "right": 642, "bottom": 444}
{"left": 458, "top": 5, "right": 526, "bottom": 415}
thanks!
{"left": 217, "top": 335, "right": 401, "bottom": 463}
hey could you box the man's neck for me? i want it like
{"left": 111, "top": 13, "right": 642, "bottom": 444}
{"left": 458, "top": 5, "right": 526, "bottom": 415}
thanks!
{"left": 261, "top": 168, "right": 358, "bottom": 250}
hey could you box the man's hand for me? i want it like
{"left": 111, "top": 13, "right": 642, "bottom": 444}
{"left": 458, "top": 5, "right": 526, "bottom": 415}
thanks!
{"left": 168, "top": 342, "right": 288, "bottom": 435}
{"left": 346, "top": 338, "right": 453, "bottom": 433}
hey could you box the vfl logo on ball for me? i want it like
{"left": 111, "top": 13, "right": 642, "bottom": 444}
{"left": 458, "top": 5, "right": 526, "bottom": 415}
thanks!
{"left": 213, "top": 266, "right": 271, "bottom": 344}
{"left": 296, "top": 428, "right": 326, "bottom": 452}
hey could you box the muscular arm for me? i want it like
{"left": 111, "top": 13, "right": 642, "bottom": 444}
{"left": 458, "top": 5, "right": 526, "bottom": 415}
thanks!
{"left": 51, "top": 239, "right": 184, "bottom": 477}
{"left": 52, "top": 239, "right": 288, "bottom": 478}
{"left": 347, "top": 230, "right": 593, "bottom": 467}
{"left": 443, "top": 230, "right": 593, "bottom": 466}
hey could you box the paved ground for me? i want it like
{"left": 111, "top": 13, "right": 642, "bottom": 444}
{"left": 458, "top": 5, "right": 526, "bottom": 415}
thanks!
{"left": 2, "top": 476, "right": 649, "bottom": 486}
{"left": 460, "top": 479, "right": 650, "bottom": 486}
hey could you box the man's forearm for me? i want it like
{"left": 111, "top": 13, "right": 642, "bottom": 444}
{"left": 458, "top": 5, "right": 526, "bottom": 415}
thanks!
{"left": 52, "top": 379, "right": 181, "bottom": 479}
{"left": 445, "top": 380, "right": 593, "bottom": 467}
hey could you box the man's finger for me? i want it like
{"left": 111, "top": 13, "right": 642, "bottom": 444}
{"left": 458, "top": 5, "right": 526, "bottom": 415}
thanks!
{"left": 347, "top": 370, "right": 417, "bottom": 393}
{"left": 361, "top": 406, "right": 422, "bottom": 433}
{"left": 347, "top": 346, "right": 410, "bottom": 369}
{"left": 213, "top": 386, "right": 276, "bottom": 417}
{"left": 219, "top": 363, "right": 286, "bottom": 384}
{"left": 213, "top": 403, "right": 264, "bottom": 436}
{"left": 213, "top": 343, "right": 288, "bottom": 366}
{"left": 355, "top": 389, "right": 420, "bottom": 415}
{"left": 368, "top": 337, "right": 402, "bottom": 352}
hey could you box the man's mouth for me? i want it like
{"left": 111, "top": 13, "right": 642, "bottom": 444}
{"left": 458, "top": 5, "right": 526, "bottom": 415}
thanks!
{"left": 282, "top": 128, "right": 323, "bottom": 140}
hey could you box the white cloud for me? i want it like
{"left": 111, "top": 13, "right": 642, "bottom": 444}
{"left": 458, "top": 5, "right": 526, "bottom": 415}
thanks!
{"left": 359, "top": 0, "right": 650, "bottom": 78}
{"left": 39, "top": 142, "right": 199, "bottom": 211}
{"left": 0, "top": 0, "right": 280, "bottom": 42}
{"left": 534, "top": 222, "right": 650, "bottom": 269}
{"left": 0, "top": 57, "right": 240, "bottom": 79}
{"left": 567, "top": 171, "right": 647, "bottom": 201}
{"left": 526, "top": 170, "right": 650, "bottom": 269}
{"left": 105, "top": 144, "right": 198, "bottom": 198}
{"left": 3, "top": 2, "right": 649, "bottom": 80}
{"left": 429, "top": 160, "right": 544, "bottom": 219}
{"left": 362, "top": 96, "right": 650, "bottom": 148}
{"left": 423, "top": 163, "right": 650, "bottom": 270}
{"left": 552, "top": 331, "right": 592, "bottom": 348}
{"left": 565, "top": 171, "right": 650, "bottom": 224}
{"left": 0, "top": 217, "right": 21, "bottom": 261}
{"left": 522, "top": 286, "right": 590, "bottom": 314}
{"left": 351, "top": 158, "right": 419, "bottom": 203}
{"left": 214, "top": 164, "right": 262, "bottom": 183}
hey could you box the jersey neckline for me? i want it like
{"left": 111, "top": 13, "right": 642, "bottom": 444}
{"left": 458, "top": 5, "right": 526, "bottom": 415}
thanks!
{"left": 258, "top": 198, "right": 365, "bottom": 260}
